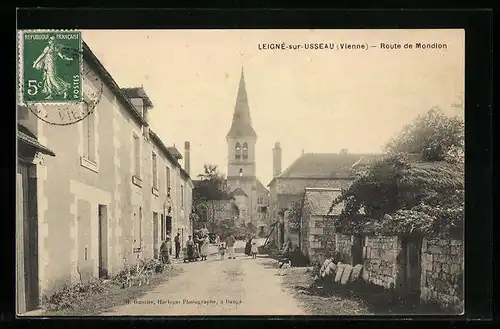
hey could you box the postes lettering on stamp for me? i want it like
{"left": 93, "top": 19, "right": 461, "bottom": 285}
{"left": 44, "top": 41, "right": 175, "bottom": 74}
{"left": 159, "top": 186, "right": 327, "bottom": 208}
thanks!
{"left": 19, "top": 30, "right": 104, "bottom": 126}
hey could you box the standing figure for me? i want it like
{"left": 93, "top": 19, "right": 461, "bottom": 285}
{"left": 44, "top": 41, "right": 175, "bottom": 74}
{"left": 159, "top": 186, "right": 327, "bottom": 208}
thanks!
{"left": 185, "top": 235, "right": 195, "bottom": 262}
{"left": 200, "top": 235, "right": 210, "bottom": 261}
{"left": 251, "top": 236, "right": 259, "bottom": 259}
{"left": 174, "top": 233, "right": 181, "bottom": 259}
{"left": 219, "top": 242, "right": 226, "bottom": 260}
{"left": 32, "top": 36, "right": 73, "bottom": 100}
{"left": 225, "top": 233, "right": 236, "bottom": 259}
{"left": 244, "top": 236, "right": 252, "bottom": 256}
{"left": 160, "top": 237, "right": 170, "bottom": 265}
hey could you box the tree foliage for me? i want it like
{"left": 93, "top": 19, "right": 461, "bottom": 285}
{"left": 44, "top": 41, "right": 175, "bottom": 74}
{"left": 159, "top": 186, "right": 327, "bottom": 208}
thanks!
{"left": 330, "top": 107, "right": 464, "bottom": 239}
{"left": 385, "top": 107, "right": 464, "bottom": 163}
{"left": 193, "top": 164, "right": 233, "bottom": 201}
{"left": 286, "top": 197, "right": 304, "bottom": 232}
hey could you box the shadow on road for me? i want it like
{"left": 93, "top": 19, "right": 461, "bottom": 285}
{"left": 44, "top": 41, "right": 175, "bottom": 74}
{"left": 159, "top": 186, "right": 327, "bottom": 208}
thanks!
{"left": 295, "top": 279, "right": 454, "bottom": 315}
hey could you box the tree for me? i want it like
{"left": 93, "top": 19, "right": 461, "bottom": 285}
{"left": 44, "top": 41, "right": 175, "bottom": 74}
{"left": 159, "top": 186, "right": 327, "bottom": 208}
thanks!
{"left": 286, "top": 198, "right": 304, "bottom": 232}
{"left": 329, "top": 107, "right": 465, "bottom": 238}
{"left": 385, "top": 107, "right": 464, "bottom": 163}
{"left": 193, "top": 164, "right": 232, "bottom": 201}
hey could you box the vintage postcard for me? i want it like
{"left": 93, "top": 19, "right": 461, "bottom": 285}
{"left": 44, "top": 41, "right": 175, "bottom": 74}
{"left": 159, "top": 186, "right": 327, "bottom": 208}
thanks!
{"left": 16, "top": 29, "right": 464, "bottom": 317}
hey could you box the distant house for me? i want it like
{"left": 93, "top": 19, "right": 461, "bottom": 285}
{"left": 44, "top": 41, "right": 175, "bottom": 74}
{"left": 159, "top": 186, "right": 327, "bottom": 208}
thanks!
{"left": 267, "top": 148, "right": 381, "bottom": 247}
{"left": 300, "top": 188, "right": 343, "bottom": 262}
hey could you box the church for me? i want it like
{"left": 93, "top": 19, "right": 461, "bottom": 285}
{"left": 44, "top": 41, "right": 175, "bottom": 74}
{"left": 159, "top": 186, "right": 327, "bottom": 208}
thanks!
{"left": 225, "top": 68, "right": 270, "bottom": 237}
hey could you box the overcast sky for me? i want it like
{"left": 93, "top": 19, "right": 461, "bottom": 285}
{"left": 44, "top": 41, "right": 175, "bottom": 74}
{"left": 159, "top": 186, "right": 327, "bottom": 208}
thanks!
{"left": 82, "top": 29, "right": 464, "bottom": 186}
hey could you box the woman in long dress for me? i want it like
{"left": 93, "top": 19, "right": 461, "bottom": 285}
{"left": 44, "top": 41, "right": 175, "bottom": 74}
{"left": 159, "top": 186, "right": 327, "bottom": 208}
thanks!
{"left": 200, "top": 235, "right": 210, "bottom": 261}
{"left": 32, "top": 36, "right": 73, "bottom": 100}
{"left": 245, "top": 236, "right": 252, "bottom": 256}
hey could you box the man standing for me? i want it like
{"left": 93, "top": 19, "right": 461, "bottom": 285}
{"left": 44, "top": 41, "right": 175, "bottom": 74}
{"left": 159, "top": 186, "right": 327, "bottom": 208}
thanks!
{"left": 160, "top": 237, "right": 171, "bottom": 265}
{"left": 174, "top": 232, "right": 181, "bottom": 259}
{"left": 225, "top": 233, "right": 236, "bottom": 259}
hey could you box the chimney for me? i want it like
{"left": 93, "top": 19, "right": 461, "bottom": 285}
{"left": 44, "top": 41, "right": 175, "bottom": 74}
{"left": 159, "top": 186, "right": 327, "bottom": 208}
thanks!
{"left": 184, "top": 141, "right": 191, "bottom": 176}
{"left": 272, "top": 142, "right": 282, "bottom": 178}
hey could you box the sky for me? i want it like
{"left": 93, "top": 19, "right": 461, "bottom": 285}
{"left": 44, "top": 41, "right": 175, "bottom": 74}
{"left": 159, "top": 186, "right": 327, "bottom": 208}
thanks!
{"left": 82, "top": 29, "right": 464, "bottom": 186}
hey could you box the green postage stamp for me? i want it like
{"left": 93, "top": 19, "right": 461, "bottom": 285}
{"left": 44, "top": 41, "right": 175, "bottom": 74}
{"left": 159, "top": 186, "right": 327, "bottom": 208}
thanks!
{"left": 20, "top": 30, "right": 83, "bottom": 103}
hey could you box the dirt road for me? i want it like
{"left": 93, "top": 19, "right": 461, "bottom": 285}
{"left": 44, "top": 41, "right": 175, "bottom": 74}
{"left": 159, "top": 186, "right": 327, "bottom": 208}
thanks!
{"left": 102, "top": 254, "right": 305, "bottom": 316}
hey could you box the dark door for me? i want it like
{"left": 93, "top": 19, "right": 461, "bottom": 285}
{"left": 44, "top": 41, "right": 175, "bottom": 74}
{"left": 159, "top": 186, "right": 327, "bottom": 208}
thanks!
{"left": 18, "top": 162, "right": 39, "bottom": 312}
{"left": 161, "top": 214, "right": 165, "bottom": 241}
{"left": 166, "top": 216, "right": 172, "bottom": 235}
{"left": 153, "top": 213, "right": 159, "bottom": 259}
{"left": 403, "top": 237, "right": 422, "bottom": 295}
{"left": 351, "top": 236, "right": 364, "bottom": 265}
{"left": 98, "top": 205, "right": 108, "bottom": 278}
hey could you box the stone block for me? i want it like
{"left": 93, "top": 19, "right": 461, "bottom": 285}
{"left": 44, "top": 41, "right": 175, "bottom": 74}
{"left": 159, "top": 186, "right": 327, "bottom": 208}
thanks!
{"left": 350, "top": 264, "right": 363, "bottom": 282}
{"left": 420, "top": 287, "right": 431, "bottom": 302}
{"left": 341, "top": 265, "right": 353, "bottom": 284}
{"left": 362, "top": 266, "right": 370, "bottom": 281}
{"left": 428, "top": 244, "right": 442, "bottom": 254}
{"left": 422, "top": 253, "right": 433, "bottom": 265}
{"left": 450, "top": 264, "right": 461, "bottom": 275}
{"left": 310, "top": 241, "right": 321, "bottom": 249}
{"left": 309, "top": 227, "right": 324, "bottom": 235}
{"left": 334, "top": 263, "right": 345, "bottom": 283}
{"left": 421, "top": 238, "right": 428, "bottom": 252}
{"left": 308, "top": 220, "right": 316, "bottom": 228}
{"left": 327, "top": 262, "right": 337, "bottom": 278}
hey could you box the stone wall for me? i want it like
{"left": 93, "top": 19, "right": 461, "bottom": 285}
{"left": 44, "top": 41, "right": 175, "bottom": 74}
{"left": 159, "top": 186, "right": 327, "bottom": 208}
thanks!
{"left": 336, "top": 234, "right": 354, "bottom": 264}
{"left": 302, "top": 215, "right": 336, "bottom": 264}
{"left": 362, "top": 236, "right": 402, "bottom": 290}
{"left": 420, "top": 238, "right": 464, "bottom": 312}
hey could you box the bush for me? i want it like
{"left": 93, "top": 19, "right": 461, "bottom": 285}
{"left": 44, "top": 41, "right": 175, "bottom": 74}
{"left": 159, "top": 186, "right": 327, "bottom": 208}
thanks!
{"left": 41, "top": 278, "right": 107, "bottom": 311}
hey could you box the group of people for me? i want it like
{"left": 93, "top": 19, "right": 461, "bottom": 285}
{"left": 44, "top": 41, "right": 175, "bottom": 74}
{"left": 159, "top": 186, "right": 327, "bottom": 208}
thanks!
{"left": 186, "top": 233, "right": 210, "bottom": 261}
{"left": 218, "top": 233, "right": 236, "bottom": 260}
{"left": 244, "top": 236, "right": 259, "bottom": 259}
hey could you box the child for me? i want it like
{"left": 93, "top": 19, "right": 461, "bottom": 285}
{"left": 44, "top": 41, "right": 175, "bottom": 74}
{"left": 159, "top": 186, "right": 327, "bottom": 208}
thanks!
{"left": 251, "top": 239, "right": 258, "bottom": 259}
{"left": 219, "top": 242, "right": 226, "bottom": 260}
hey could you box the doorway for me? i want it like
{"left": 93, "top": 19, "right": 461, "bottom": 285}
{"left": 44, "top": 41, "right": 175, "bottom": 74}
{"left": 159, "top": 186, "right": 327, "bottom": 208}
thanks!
{"left": 153, "top": 212, "right": 159, "bottom": 259}
{"left": 166, "top": 216, "right": 172, "bottom": 235}
{"left": 351, "top": 236, "right": 364, "bottom": 265}
{"left": 161, "top": 214, "right": 165, "bottom": 241}
{"left": 402, "top": 237, "right": 422, "bottom": 296}
{"left": 98, "top": 205, "right": 108, "bottom": 278}
{"left": 17, "top": 163, "right": 39, "bottom": 313}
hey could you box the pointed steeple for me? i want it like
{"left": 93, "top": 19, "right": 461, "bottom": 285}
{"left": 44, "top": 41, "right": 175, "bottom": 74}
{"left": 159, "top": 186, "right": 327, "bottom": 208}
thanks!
{"left": 226, "top": 67, "right": 257, "bottom": 139}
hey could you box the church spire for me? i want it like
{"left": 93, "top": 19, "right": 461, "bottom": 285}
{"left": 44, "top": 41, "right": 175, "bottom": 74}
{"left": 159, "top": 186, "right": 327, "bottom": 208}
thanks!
{"left": 226, "top": 67, "right": 257, "bottom": 139}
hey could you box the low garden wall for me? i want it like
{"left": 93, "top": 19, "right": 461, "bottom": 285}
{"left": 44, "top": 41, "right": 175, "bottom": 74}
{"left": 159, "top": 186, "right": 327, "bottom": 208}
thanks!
{"left": 362, "top": 236, "right": 402, "bottom": 290}
{"left": 420, "top": 238, "right": 464, "bottom": 312}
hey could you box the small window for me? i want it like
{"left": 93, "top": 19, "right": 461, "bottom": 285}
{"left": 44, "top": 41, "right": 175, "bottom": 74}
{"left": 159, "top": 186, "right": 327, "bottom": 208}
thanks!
{"left": 82, "top": 105, "right": 96, "bottom": 163}
{"left": 239, "top": 168, "right": 243, "bottom": 176}
{"left": 235, "top": 142, "right": 241, "bottom": 160}
{"left": 181, "top": 185, "right": 184, "bottom": 208}
{"left": 166, "top": 166, "right": 171, "bottom": 193}
{"left": 152, "top": 152, "right": 158, "bottom": 190}
{"left": 135, "top": 207, "right": 143, "bottom": 248}
{"left": 133, "top": 134, "right": 141, "bottom": 178}
{"left": 242, "top": 142, "right": 248, "bottom": 160}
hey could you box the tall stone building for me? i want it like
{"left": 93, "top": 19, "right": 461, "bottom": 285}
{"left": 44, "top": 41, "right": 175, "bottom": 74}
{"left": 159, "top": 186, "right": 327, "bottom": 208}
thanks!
{"left": 226, "top": 68, "right": 269, "bottom": 234}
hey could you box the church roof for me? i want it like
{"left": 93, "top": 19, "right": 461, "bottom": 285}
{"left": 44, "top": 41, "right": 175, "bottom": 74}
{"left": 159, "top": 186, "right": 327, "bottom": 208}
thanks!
{"left": 269, "top": 152, "right": 383, "bottom": 185}
{"left": 231, "top": 188, "right": 248, "bottom": 197}
{"left": 226, "top": 68, "right": 257, "bottom": 139}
